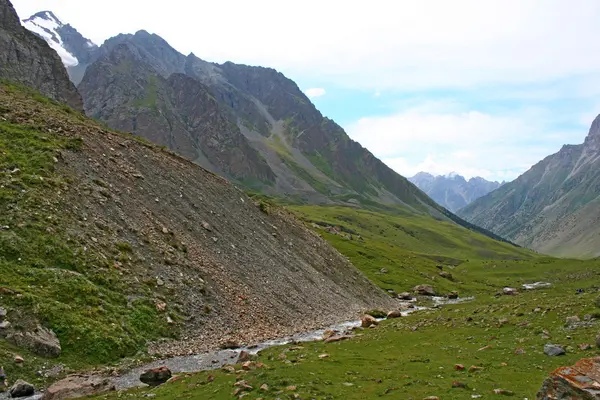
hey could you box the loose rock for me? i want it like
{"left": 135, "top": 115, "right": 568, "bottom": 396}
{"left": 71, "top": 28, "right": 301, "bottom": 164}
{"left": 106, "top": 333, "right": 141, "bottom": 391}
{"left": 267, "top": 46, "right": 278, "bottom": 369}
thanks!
{"left": 439, "top": 271, "right": 454, "bottom": 281}
{"left": 452, "top": 380, "right": 468, "bottom": 389}
{"left": 42, "top": 374, "right": 115, "bottom": 399}
{"left": 139, "top": 366, "right": 172, "bottom": 386}
{"left": 503, "top": 287, "right": 518, "bottom": 296}
{"left": 544, "top": 343, "right": 566, "bottom": 356}
{"left": 361, "top": 314, "right": 378, "bottom": 328}
{"left": 398, "top": 292, "right": 413, "bottom": 300}
{"left": 386, "top": 310, "right": 403, "bottom": 319}
{"left": 492, "top": 388, "right": 514, "bottom": 396}
{"left": 414, "top": 284, "right": 436, "bottom": 296}
{"left": 454, "top": 364, "right": 465, "bottom": 371}
{"left": 10, "top": 379, "right": 34, "bottom": 398}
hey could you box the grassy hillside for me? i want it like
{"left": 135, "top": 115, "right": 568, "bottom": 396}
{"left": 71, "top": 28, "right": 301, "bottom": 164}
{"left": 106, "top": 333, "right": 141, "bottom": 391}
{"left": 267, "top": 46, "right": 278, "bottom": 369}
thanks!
{"left": 288, "top": 205, "right": 534, "bottom": 296}
{"left": 92, "top": 257, "right": 600, "bottom": 399}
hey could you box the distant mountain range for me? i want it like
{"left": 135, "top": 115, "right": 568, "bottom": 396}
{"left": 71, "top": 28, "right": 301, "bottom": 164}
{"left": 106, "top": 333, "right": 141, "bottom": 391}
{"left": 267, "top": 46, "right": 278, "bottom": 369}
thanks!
{"left": 458, "top": 116, "right": 600, "bottom": 258}
{"left": 17, "top": 9, "right": 515, "bottom": 245}
{"left": 409, "top": 172, "right": 503, "bottom": 212}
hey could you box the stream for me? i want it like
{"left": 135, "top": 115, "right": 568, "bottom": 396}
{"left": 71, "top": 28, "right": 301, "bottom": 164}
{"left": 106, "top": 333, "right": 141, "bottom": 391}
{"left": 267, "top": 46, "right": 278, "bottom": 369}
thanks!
{"left": 2, "top": 296, "right": 474, "bottom": 398}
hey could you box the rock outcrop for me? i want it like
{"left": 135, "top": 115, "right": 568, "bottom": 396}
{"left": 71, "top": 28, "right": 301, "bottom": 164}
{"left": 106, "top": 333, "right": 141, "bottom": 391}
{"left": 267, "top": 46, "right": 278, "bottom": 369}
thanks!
{"left": 537, "top": 357, "right": 600, "bottom": 399}
{"left": 42, "top": 374, "right": 115, "bottom": 399}
{"left": 0, "top": 0, "right": 82, "bottom": 110}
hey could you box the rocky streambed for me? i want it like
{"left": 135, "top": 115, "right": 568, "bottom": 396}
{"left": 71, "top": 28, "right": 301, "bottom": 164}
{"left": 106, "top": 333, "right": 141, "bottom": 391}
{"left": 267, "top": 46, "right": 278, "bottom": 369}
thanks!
{"left": 1, "top": 296, "right": 473, "bottom": 399}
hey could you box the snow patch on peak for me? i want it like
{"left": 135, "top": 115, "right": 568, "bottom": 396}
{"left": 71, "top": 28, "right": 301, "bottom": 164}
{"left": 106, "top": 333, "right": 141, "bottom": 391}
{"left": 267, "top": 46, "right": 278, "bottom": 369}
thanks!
{"left": 22, "top": 12, "right": 79, "bottom": 67}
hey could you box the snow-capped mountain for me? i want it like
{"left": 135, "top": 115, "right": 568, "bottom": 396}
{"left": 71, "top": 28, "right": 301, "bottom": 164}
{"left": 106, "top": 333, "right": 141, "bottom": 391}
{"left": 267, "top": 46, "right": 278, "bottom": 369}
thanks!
{"left": 22, "top": 11, "right": 98, "bottom": 83}
{"left": 409, "top": 172, "right": 503, "bottom": 212}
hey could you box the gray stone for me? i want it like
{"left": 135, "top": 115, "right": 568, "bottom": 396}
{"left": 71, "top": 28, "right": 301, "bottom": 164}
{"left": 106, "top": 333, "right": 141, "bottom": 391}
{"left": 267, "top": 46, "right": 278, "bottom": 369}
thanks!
{"left": 544, "top": 344, "right": 566, "bottom": 356}
{"left": 9, "top": 325, "right": 61, "bottom": 357}
{"left": 139, "top": 366, "right": 172, "bottom": 386}
{"left": 9, "top": 379, "right": 35, "bottom": 397}
{"left": 43, "top": 374, "right": 115, "bottom": 399}
{"left": 413, "top": 284, "right": 436, "bottom": 296}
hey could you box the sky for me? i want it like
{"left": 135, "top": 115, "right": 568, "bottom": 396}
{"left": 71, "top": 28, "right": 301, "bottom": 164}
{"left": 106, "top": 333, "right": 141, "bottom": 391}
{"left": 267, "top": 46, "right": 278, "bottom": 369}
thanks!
{"left": 12, "top": 0, "right": 600, "bottom": 181}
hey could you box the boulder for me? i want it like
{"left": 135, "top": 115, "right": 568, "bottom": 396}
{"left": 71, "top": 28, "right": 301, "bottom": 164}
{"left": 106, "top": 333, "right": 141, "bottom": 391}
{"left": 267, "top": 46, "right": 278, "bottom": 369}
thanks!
{"left": 447, "top": 291, "right": 459, "bottom": 299}
{"left": 238, "top": 350, "right": 251, "bottom": 362}
{"left": 9, "top": 379, "right": 34, "bottom": 398}
{"left": 544, "top": 344, "right": 566, "bottom": 356}
{"left": 503, "top": 287, "right": 518, "bottom": 296}
{"left": 324, "top": 334, "right": 352, "bottom": 344}
{"left": 42, "top": 374, "right": 115, "bottom": 399}
{"left": 361, "top": 314, "right": 378, "bottom": 328}
{"left": 566, "top": 315, "right": 581, "bottom": 326}
{"left": 139, "top": 366, "right": 172, "bottom": 386}
{"left": 386, "top": 310, "right": 403, "bottom": 319}
{"left": 413, "top": 284, "right": 436, "bottom": 296}
{"left": 9, "top": 325, "right": 61, "bottom": 357}
{"left": 438, "top": 271, "right": 454, "bottom": 281}
{"left": 537, "top": 357, "right": 600, "bottom": 399}
{"left": 398, "top": 292, "right": 413, "bottom": 300}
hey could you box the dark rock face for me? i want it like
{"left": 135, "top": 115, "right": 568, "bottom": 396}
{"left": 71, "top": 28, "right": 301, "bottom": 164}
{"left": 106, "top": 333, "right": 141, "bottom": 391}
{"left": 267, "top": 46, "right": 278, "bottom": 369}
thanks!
{"left": 78, "top": 43, "right": 274, "bottom": 183}
{"left": 537, "top": 357, "right": 600, "bottom": 399}
{"left": 0, "top": 0, "right": 82, "bottom": 110}
{"left": 459, "top": 113, "right": 600, "bottom": 257}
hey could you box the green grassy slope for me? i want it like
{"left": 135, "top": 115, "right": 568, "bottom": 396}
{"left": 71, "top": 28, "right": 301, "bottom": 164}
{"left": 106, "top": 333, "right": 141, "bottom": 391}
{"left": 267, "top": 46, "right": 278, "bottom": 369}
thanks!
{"left": 0, "top": 83, "right": 171, "bottom": 387}
{"left": 289, "top": 205, "right": 534, "bottom": 296}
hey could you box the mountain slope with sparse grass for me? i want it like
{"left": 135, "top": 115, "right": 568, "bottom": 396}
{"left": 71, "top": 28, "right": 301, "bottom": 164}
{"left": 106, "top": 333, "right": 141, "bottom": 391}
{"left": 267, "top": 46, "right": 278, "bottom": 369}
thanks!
{"left": 0, "top": 81, "right": 395, "bottom": 389}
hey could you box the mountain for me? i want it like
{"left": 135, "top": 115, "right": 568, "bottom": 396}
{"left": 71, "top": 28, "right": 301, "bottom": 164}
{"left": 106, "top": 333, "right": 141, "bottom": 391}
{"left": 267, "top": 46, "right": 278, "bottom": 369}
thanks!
{"left": 0, "top": 80, "right": 396, "bottom": 362}
{"left": 25, "top": 15, "right": 516, "bottom": 244}
{"left": 22, "top": 10, "right": 98, "bottom": 84}
{"left": 0, "top": 0, "right": 81, "bottom": 110}
{"left": 458, "top": 116, "right": 600, "bottom": 258}
{"left": 409, "top": 172, "right": 502, "bottom": 212}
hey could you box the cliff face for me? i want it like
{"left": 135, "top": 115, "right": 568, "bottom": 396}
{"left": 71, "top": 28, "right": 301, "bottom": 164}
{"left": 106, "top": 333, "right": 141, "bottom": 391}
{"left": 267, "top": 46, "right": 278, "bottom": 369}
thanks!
{"left": 78, "top": 43, "right": 274, "bottom": 183}
{"left": 0, "top": 0, "right": 82, "bottom": 110}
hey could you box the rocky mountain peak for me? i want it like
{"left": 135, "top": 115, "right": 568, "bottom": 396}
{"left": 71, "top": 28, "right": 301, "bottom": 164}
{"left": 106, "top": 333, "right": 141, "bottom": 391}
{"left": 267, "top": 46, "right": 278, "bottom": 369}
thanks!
{"left": 22, "top": 8, "right": 98, "bottom": 84}
{"left": 409, "top": 172, "right": 501, "bottom": 212}
{"left": 0, "top": 0, "right": 82, "bottom": 110}
{"left": 583, "top": 113, "right": 600, "bottom": 150}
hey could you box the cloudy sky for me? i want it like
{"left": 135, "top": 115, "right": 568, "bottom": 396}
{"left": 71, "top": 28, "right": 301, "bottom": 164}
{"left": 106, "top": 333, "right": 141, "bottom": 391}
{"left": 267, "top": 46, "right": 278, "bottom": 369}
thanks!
{"left": 13, "top": 0, "right": 600, "bottom": 181}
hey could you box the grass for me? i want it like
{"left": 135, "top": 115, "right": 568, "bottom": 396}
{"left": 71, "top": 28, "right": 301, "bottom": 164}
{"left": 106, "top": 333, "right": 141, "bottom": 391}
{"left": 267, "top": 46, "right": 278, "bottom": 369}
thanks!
{"left": 131, "top": 75, "right": 159, "bottom": 110}
{"left": 92, "top": 258, "right": 600, "bottom": 399}
{"left": 288, "top": 205, "right": 534, "bottom": 296}
{"left": 0, "top": 82, "right": 171, "bottom": 386}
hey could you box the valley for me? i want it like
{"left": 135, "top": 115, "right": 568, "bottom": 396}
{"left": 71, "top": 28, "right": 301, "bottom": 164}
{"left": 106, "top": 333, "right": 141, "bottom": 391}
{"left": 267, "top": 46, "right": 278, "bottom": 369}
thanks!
{"left": 1, "top": 0, "right": 600, "bottom": 398}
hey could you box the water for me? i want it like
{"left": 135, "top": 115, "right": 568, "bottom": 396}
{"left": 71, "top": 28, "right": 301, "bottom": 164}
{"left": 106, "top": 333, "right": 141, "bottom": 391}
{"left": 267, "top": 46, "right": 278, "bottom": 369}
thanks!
{"left": 2, "top": 296, "right": 474, "bottom": 397}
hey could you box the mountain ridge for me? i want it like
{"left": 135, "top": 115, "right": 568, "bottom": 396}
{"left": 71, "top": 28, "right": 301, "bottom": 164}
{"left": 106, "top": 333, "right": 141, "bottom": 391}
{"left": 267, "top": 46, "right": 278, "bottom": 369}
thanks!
{"left": 458, "top": 115, "right": 600, "bottom": 257}
{"left": 23, "top": 12, "right": 518, "bottom": 246}
{"left": 409, "top": 172, "right": 502, "bottom": 212}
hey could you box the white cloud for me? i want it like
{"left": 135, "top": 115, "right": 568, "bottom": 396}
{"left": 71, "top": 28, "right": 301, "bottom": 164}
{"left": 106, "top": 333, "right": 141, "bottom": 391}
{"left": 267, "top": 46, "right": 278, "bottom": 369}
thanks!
{"left": 345, "top": 101, "right": 587, "bottom": 181}
{"left": 11, "top": 0, "right": 600, "bottom": 91}
{"left": 304, "top": 88, "right": 326, "bottom": 98}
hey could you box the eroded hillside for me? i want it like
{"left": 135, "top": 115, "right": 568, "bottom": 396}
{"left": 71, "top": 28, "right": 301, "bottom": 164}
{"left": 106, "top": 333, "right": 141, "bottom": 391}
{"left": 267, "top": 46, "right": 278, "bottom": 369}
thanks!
{"left": 0, "top": 82, "right": 395, "bottom": 372}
